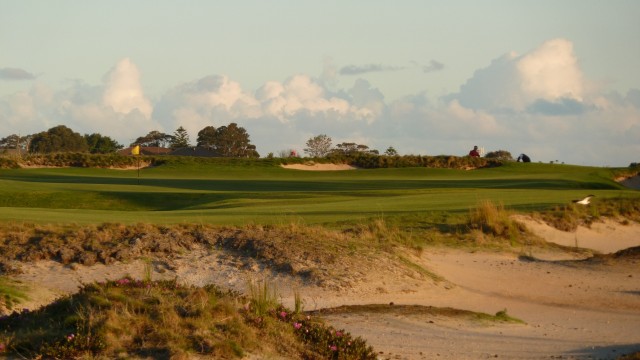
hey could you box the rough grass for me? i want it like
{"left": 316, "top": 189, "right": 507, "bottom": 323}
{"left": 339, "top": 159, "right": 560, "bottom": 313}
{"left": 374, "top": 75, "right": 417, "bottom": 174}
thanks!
{"left": 464, "top": 200, "right": 545, "bottom": 250}
{"left": 536, "top": 197, "right": 640, "bottom": 231}
{"left": 312, "top": 304, "right": 525, "bottom": 325}
{"left": 0, "top": 278, "right": 376, "bottom": 359}
{"left": 0, "top": 277, "right": 29, "bottom": 312}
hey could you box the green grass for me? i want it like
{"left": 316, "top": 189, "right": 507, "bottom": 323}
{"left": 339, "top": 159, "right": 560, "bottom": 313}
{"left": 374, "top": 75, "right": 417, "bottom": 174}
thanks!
{"left": 0, "top": 277, "right": 29, "bottom": 311}
{"left": 312, "top": 304, "right": 525, "bottom": 324}
{"left": 0, "top": 161, "right": 637, "bottom": 226}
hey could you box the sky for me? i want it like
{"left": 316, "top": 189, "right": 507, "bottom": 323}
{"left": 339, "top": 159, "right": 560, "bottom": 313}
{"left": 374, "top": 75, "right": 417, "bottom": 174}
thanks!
{"left": 1, "top": 1, "right": 639, "bottom": 166}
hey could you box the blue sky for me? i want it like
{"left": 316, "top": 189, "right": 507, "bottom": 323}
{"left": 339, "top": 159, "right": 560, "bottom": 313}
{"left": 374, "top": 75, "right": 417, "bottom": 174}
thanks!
{"left": 1, "top": 1, "right": 639, "bottom": 166}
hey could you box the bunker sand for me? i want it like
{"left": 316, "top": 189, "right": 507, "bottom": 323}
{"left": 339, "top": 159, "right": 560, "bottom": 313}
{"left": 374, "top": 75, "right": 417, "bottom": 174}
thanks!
{"left": 8, "top": 219, "right": 640, "bottom": 359}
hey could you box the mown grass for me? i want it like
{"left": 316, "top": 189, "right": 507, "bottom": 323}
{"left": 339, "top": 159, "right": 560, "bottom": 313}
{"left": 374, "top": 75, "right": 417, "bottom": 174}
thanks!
{"left": 0, "top": 161, "right": 636, "bottom": 226}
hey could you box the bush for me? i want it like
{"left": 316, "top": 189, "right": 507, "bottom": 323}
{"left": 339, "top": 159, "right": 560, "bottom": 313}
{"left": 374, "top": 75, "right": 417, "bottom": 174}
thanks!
{"left": 485, "top": 150, "right": 513, "bottom": 161}
{"left": 0, "top": 157, "right": 20, "bottom": 169}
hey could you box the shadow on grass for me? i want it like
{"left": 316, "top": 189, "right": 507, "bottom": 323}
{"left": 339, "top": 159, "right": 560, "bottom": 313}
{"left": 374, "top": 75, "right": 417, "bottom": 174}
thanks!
{"left": 3, "top": 172, "right": 622, "bottom": 192}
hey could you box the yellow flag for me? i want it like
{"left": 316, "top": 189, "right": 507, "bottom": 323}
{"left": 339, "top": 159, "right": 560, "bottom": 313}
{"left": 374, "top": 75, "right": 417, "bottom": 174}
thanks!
{"left": 131, "top": 145, "right": 140, "bottom": 155}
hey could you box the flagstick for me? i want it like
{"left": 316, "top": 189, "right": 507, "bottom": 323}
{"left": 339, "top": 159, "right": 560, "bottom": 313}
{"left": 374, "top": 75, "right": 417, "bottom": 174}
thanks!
{"left": 137, "top": 154, "right": 140, "bottom": 185}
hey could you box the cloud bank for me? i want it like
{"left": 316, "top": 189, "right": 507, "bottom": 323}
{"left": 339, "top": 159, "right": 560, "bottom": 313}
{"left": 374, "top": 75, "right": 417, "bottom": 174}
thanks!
{"left": 1, "top": 39, "right": 638, "bottom": 166}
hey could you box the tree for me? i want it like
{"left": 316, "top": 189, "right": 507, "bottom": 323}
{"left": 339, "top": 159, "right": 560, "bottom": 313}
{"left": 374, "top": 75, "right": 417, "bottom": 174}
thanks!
{"left": 131, "top": 130, "right": 173, "bottom": 148}
{"left": 0, "top": 134, "right": 20, "bottom": 149}
{"left": 304, "top": 134, "right": 332, "bottom": 157}
{"left": 213, "top": 123, "right": 258, "bottom": 157}
{"left": 84, "top": 133, "right": 123, "bottom": 154}
{"left": 331, "top": 142, "right": 378, "bottom": 156}
{"left": 30, "top": 125, "right": 88, "bottom": 153}
{"left": 196, "top": 126, "right": 217, "bottom": 148}
{"left": 170, "top": 126, "right": 190, "bottom": 149}
{"left": 334, "top": 142, "right": 358, "bottom": 155}
{"left": 384, "top": 146, "right": 398, "bottom": 156}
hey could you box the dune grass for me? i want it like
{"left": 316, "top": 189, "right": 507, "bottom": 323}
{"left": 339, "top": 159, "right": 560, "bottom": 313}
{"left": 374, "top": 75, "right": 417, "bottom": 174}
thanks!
{"left": 0, "top": 278, "right": 375, "bottom": 359}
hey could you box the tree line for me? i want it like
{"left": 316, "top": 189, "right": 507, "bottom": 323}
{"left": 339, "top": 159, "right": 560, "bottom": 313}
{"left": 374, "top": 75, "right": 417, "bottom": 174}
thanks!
{"left": 2, "top": 126, "right": 502, "bottom": 163}
{"left": 1, "top": 128, "right": 506, "bottom": 170}
{"left": 0, "top": 123, "right": 259, "bottom": 158}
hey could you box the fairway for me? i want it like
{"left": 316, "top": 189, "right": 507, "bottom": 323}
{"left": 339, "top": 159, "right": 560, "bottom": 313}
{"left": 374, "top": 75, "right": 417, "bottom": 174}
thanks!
{"left": 0, "top": 161, "right": 637, "bottom": 225}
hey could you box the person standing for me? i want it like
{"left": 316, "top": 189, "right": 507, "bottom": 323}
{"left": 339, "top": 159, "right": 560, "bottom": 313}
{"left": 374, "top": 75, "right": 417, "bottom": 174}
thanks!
{"left": 469, "top": 145, "right": 480, "bottom": 157}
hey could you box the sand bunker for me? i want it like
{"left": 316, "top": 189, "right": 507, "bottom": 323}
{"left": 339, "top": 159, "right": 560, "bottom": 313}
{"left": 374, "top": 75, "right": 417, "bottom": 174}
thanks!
{"left": 281, "top": 163, "right": 357, "bottom": 171}
{"left": 514, "top": 215, "right": 640, "bottom": 253}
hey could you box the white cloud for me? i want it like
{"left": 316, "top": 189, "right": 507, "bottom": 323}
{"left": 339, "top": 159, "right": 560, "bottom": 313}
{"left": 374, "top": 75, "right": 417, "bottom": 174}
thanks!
{"left": 154, "top": 75, "right": 262, "bottom": 138}
{"left": 454, "top": 39, "right": 586, "bottom": 112}
{"left": 102, "top": 58, "right": 152, "bottom": 119}
{"left": 266, "top": 75, "right": 354, "bottom": 120}
{"left": 517, "top": 39, "right": 584, "bottom": 102}
{"left": 0, "top": 59, "right": 158, "bottom": 143}
{"left": 155, "top": 74, "right": 379, "bottom": 138}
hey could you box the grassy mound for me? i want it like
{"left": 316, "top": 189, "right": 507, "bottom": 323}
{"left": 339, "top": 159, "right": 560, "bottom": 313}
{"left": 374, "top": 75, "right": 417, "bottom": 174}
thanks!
{"left": 0, "top": 278, "right": 375, "bottom": 359}
{"left": 312, "top": 304, "right": 525, "bottom": 325}
{"left": 536, "top": 197, "right": 640, "bottom": 231}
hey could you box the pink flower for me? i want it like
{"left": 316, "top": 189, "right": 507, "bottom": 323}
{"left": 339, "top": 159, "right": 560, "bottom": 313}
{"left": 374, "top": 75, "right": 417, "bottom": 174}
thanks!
{"left": 0, "top": 343, "right": 5, "bottom": 352}
{"left": 293, "top": 322, "right": 302, "bottom": 330}
{"left": 329, "top": 345, "right": 338, "bottom": 351}
{"left": 279, "top": 311, "right": 287, "bottom": 319}
{"left": 335, "top": 331, "right": 343, "bottom": 337}
{"left": 67, "top": 333, "right": 75, "bottom": 341}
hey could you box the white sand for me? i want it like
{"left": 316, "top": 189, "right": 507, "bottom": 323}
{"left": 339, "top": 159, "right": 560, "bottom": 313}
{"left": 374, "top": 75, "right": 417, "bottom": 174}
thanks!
{"left": 281, "top": 163, "right": 356, "bottom": 171}
{"left": 7, "top": 219, "right": 640, "bottom": 359}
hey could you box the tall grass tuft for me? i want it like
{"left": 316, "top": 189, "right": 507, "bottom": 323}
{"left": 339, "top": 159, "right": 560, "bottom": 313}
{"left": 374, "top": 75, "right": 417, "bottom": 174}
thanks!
{"left": 293, "top": 289, "right": 304, "bottom": 314}
{"left": 468, "top": 200, "right": 526, "bottom": 245}
{"left": 142, "top": 257, "right": 153, "bottom": 283}
{"left": 247, "top": 279, "right": 279, "bottom": 317}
